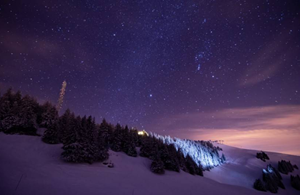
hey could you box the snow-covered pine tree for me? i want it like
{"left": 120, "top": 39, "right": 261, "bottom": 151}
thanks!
{"left": 150, "top": 133, "right": 224, "bottom": 169}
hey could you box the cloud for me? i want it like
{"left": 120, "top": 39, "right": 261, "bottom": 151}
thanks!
{"left": 153, "top": 105, "right": 300, "bottom": 131}
{"left": 0, "top": 30, "right": 96, "bottom": 77}
{"left": 149, "top": 105, "right": 300, "bottom": 155}
{"left": 239, "top": 31, "right": 296, "bottom": 87}
{"left": 0, "top": 31, "right": 61, "bottom": 57}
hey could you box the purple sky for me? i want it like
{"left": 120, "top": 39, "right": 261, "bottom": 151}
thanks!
{"left": 1, "top": 0, "right": 300, "bottom": 154}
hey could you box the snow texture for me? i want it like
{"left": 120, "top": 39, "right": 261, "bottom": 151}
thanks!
{"left": 150, "top": 132, "right": 223, "bottom": 169}
{"left": 1, "top": 133, "right": 300, "bottom": 195}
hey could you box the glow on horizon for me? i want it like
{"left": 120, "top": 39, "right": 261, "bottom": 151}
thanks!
{"left": 152, "top": 105, "right": 300, "bottom": 156}
{"left": 191, "top": 129, "right": 300, "bottom": 156}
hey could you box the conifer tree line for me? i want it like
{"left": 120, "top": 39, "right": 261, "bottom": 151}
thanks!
{"left": 150, "top": 133, "right": 226, "bottom": 170}
{"left": 0, "top": 89, "right": 214, "bottom": 176}
{"left": 0, "top": 88, "right": 57, "bottom": 135}
{"left": 140, "top": 135, "right": 203, "bottom": 176}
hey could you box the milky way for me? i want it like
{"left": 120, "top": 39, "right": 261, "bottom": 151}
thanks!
{"left": 1, "top": 0, "right": 300, "bottom": 154}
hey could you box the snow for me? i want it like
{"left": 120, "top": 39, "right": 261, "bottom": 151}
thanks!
{"left": 150, "top": 133, "right": 224, "bottom": 168}
{"left": 0, "top": 133, "right": 299, "bottom": 195}
{"left": 205, "top": 143, "right": 300, "bottom": 195}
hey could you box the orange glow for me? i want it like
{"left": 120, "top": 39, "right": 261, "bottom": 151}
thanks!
{"left": 138, "top": 131, "right": 144, "bottom": 135}
{"left": 191, "top": 129, "right": 300, "bottom": 155}
{"left": 154, "top": 105, "right": 300, "bottom": 156}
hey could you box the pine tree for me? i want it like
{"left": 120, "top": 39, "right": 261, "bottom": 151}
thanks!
{"left": 85, "top": 116, "right": 96, "bottom": 142}
{"left": 62, "top": 113, "right": 78, "bottom": 145}
{"left": 129, "top": 128, "right": 139, "bottom": 146}
{"left": 0, "top": 89, "right": 40, "bottom": 135}
{"left": 122, "top": 126, "right": 137, "bottom": 157}
{"left": 17, "top": 95, "right": 39, "bottom": 135}
{"left": 150, "top": 155, "right": 165, "bottom": 174}
{"left": 176, "top": 148, "right": 188, "bottom": 172}
{"left": 111, "top": 123, "right": 123, "bottom": 152}
{"left": 291, "top": 175, "right": 300, "bottom": 191}
{"left": 121, "top": 125, "right": 129, "bottom": 149}
{"left": 61, "top": 115, "right": 108, "bottom": 164}
{"left": 163, "top": 144, "right": 180, "bottom": 172}
{"left": 262, "top": 164, "right": 284, "bottom": 193}
{"left": 278, "top": 160, "right": 294, "bottom": 174}
{"left": 124, "top": 131, "right": 138, "bottom": 157}
{"left": 61, "top": 142, "right": 88, "bottom": 163}
{"left": 39, "top": 102, "right": 58, "bottom": 128}
{"left": 184, "top": 154, "right": 203, "bottom": 176}
{"left": 58, "top": 109, "right": 72, "bottom": 144}
{"left": 80, "top": 116, "right": 88, "bottom": 139}
{"left": 221, "top": 153, "right": 226, "bottom": 163}
{"left": 0, "top": 99, "right": 14, "bottom": 132}
{"left": 185, "top": 154, "right": 197, "bottom": 175}
{"left": 98, "top": 119, "right": 113, "bottom": 147}
{"left": 0, "top": 89, "right": 17, "bottom": 132}
{"left": 253, "top": 179, "right": 267, "bottom": 192}
{"left": 140, "top": 136, "right": 153, "bottom": 158}
{"left": 95, "top": 136, "right": 109, "bottom": 162}
{"left": 42, "top": 120, "right": 60, "bottom": 144}
{"left": 140, "top": 136, "right": 160, "bottom": 160}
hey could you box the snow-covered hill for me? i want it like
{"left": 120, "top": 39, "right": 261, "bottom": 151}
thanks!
{"left": 0, "top": 133, "right": 299, "bottom": 195}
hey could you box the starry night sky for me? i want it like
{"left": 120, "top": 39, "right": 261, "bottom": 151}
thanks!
{"left": 1, "top": 0, "right": 300, "bottom": 154}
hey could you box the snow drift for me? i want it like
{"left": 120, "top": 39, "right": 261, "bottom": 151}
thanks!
{"left": 1, "top": 133, "right": 300, "bottom": 195}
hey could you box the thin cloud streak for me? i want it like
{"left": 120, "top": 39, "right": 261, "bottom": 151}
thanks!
{"left": 239, "top": 31, "right": 296, "bottom": 87}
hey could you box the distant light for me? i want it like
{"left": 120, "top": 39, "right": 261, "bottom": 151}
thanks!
{"left": 138, "top": 131, "right": 144, "bottom": 135}
{"left": 138, "top": 130, "right": 149, "bottom": 136}
{"left": 149, "top": 94, "right": 153, "bottom": 97}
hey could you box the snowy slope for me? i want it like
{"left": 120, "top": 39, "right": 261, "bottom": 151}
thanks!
{"left": 205, "top": 143, "right": 300, "bottom": 195}
{"left": 0, "top": 133, "right": 299, "bottom": 195}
